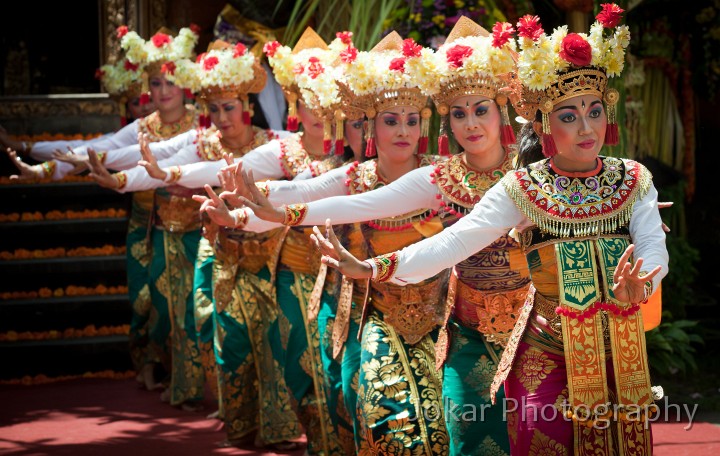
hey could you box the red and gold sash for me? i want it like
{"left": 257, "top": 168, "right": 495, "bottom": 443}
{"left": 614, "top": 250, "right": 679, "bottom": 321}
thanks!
{"left": 498, "top": 157, "right": 655, "bottom": 456}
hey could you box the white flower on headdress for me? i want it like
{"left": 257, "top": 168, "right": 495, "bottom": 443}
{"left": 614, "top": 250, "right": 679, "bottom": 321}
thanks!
{"left": 121, "top": 27, "right": 198, "bottom": 66}
{"left": 99, "top": 59, "right": 143, "bottom": 96}
{"left": 166, "top": 44, "right": 259, "bottom": 93}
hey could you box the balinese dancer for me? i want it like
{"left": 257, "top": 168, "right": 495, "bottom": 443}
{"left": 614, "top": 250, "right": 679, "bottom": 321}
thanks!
{"left": 85, "top": 38, "right": 278, "bottom": 415}
{"left": 7, "top": 25, "right": 200, "bottom": 392}
{"left": 205, "top": 32, "right": 452, "bottom": 455}
{"left": 313, "top": 6, "right": 667, "bottom": 456}
{"left": 0, "top": 56, "right": 155, "bottom": 163}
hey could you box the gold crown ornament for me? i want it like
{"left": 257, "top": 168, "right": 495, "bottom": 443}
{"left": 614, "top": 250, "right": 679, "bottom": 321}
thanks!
{"left": 419, "top": 16, "right": 518, "bottom": 155}
{"left": 508, "top": 3, "right": 629, "bottom": 156}
{"left": 342, "top": 31, "right": 431, "bottom": 157}
{"left": 263, "top": 27, "right": 332, "bottom": 132}
{"left": 166, "top": 39, "right": 266, "bottom": 128}
{"left": 118, "top": 24, "right": 200, "bottom": 105}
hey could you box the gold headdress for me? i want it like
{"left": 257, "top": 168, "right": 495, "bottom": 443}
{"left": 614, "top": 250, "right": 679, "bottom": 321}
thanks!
{"left": 343, "top": 31, "right": 430, "bottom": 157}
{"left": 167, "top": 39, "right": 266, "bottom": 128}
{"left": 264, "top": 27, "right": 329, "bottom": 132}
{"left": 509, "top": 4, "right": 629, "bottom": 156}
{"left": 118, "top": 24, "right": 199, "bottom": 105}
{"left": 423, "top": 16, "right": 518, "bottom": 154}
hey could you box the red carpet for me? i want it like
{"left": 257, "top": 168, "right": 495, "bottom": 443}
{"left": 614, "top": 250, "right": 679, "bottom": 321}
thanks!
{"left": 0, "top": 379, "right": 305, "bottom": 455}
{"left": 1, "top": 378, "right": 719, "bottom": 455}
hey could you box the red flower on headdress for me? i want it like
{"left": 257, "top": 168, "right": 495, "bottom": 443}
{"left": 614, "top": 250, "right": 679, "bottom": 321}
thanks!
{"left": 596, "top": 3, "right": 624, "bottom": 28}
{"left": 559, "top": 33, "right": 592, "bottom": 67}
{"left": 116, "top": 26, "right": 128, "bottom": 39}
{"left": 516, "top": 15, "right": 544, "bottom": 41}
{"left": 233, "top": 42, "right": 247, "bottom": 57}
{"left": 402, "top": 38, "right": 422, "bottom": 58}
{"left": 389, "top": 57, "right": 406, "bottom": 73}
{"left": 263, "top": 41, "right": 281, "bottom": 58}
{"left": 94, "top": 69, "right": 105, "bottom": 80}
{"left": 124, "top": 59, "right": 139, "bottom": 72}
{"left": 152, "top": 33, "right": 171, "bottom": 48}
{"left": 446, "top": 44, "right": 473, "bottom": 68}
{"left": 307, "top": 57, "right": 324, "bottom": 79}
{"left": 189, "top": 23, "right": 202, "bottom": 35}
{"left": 195, "top": 52, "right": 206, "bottom": 63}
{"left": 293, "top": 63, "right": 305, "bottom": 75}
{"left": 161, "top": 61, "right": 176, "bottom": 75}
{"left": 492, "top": 22, "right": 515, "bottom": 48}
{"left": 336, "top": 31, "right": 353, "bottom": 45}
{"left": 340, "top": 45, "right": 357, "bottom": 63}
{"left": 203, "top": 56, "right": 219, "bottom": 71}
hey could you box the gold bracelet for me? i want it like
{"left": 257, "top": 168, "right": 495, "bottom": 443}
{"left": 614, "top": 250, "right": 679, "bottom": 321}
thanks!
{"left": 165, "top": 166, "right": 182, "bottom": 184}
{"left": 256, "top": 182, "right": 269, "bottom": 198}
{"left": 283, "top": 203, "right": 308, "bottom": 226}
{"left": 372, "top": 252, "right": 399, "bottom": 283}
{"left": 231, "top": 209, "right": 248, "bottom": 228}
{"left": 639, "top": 270, "right": 653, "bottom": 303}
{"left": 40, "top": 161, "right": 56, "bottom": 178}
{"left": 113, "top": 172, "right": 128, "bottom": 190}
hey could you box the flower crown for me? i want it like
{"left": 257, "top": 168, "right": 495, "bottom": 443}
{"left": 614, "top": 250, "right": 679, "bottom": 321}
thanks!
{"left": 119, "top": 25, "right": 199, "bottom": 73}
{"left": 510, "top": 3, "right": 629, "bottom": 155}
{"left": 342, "top": 32, "right": 431, "bottom": 157}
{"left": 264, "top": 27, "right": 339, "bottom": 132}
{"left": 96, "top": 58, "right": 144, "bottom": 99}
{"left": 420, "top": 16, "right": 518, "bottom": 154}
{"left": 292, "top": 32, "right": 359, "bottom": 154}
{"left": 95, "top": 57, "right": 145, "bottom": 121}
{"left": 165, "top": 40, "right": 266, "bottom": 128}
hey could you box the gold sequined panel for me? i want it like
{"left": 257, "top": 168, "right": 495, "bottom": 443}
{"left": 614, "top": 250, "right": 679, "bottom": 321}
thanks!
{"left": 370, "top": 272, "right": 449, "bottom": 345}
{"left": 154, "top": 187, "right": 202, "bottom": 233}
{"left": 278, "top": 133, "right": 311, "bottom": 179}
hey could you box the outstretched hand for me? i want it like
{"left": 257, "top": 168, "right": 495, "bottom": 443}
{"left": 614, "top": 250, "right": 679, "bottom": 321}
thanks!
{"left": 612, "top": 244, "right": 662, "bottom": 304}
{"left": 192, "top": 184, "right": 237, "bottom": 227}
{"left": 311, "top": 219, "right": 373, "bottom": 279}
{"left": 5, "top": 148, "right": 43, "bottom": 180}
{"left": 137, "top": 133, "right": 166, "bottom": 180}
{"left": 87, "top": 148, "right": 119, "bottom": 189}
{"left": 52, "top": 146, "right": 89, "bottom": 175}
{"left": 216, "top": 153, "right": 247, "bottom": 207}
{"left": 225, "top": 167, "right": 284, "bottom": 223}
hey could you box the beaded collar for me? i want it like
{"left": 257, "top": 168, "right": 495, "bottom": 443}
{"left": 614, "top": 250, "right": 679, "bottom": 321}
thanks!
{"left": 138, "top": 105, "right": 198, "bottom": 142}
{"left": 502, "top": 156, "right": 652, "bottom": 238}
{"left": 196, "top": 126, "right": 275, "bottom": 161}
{"left": 345, "top": 155, "right": 440, "bottom": 231}
{"left": 432, "top": 149, "right": 515, "bottom": 217}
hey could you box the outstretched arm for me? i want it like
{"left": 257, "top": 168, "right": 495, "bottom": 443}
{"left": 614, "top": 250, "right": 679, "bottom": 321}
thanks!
{"left": 315, "top": 182, "right": 526, "bottom": 284}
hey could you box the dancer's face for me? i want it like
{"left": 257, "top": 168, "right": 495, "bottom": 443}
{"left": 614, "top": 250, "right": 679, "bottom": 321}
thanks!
{"left": 344, "top": 117, "right": 365, "bottom": 160}
{"left": 127, "top": 96, "right": 156, "bottom": 119}
{"left": 297, "top": 101, "right": 324, "bottom": 139}
{"left": 374, "top": 105, "right": 420, "bottom": 162}
{"left": 148, "top": 74, "right": 184, "bottom": 113}
{"left": 545, "top": 94, "right": 607, "bottom": 171}
{"left": 207, "top": 97, "right": 249, "bottom": 140}
{"left": 448, "top": 95, "right": 502, "bottom": 157}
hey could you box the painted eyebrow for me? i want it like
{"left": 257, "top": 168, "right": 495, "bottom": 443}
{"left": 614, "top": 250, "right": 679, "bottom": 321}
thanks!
{"left": 450, "top": 100, "right": 492, "bottom": 109}
{"left": 379, "top": 111, "right": 420, "bottom": 117}
{"left": 554, "top": 100, "right": 603, "bottom": 112}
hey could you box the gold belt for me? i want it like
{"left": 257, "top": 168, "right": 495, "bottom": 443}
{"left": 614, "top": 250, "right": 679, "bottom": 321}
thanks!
{"left": 370, "top": 277, "right": 445, "bottom": 345}
{"left": 532, "top": 292, "right": 611, "bottom": 346}
{"left": 154, "top": 192, "right": 202, "bottom": 233}
{"left": 216, "top": 229, "right": 281, "bottom": 274}
{"left": 278, "top": 227, "right": 320, "bottom": 275}
{"left": 454, "top": 279, "right": 530, "bottom": 347}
